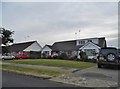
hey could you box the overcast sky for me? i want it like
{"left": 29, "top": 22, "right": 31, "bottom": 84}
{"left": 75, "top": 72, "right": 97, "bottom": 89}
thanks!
{"left": 2, "top": 2, "right": 118, "bottom": 47}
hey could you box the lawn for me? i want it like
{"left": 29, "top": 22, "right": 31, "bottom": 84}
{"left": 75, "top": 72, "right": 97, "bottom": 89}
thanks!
{"left": 2, "top": 64, "right": 67, "bottom": 78}
{"left": 3, "top": 59, "right": 96, "bottom": 69}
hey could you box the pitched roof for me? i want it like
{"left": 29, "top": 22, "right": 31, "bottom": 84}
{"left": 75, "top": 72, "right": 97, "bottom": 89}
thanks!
{"left": 46, "top": 45, "right": 52, "bottom": 49}
{"left": 52, "top": 40, "right": 79, "bottom": 51}
{"left": 76, "top": 37, "right": 103, "bottom": 41}
{"left": 52, "top": 37, "right": 106, "bottom": 51}
{"left": 8, "top": 41, "right": 36, "bottom": 52}
{"left": 80, "top": 41, "right": 101, "bottom": 50}
{"left": 77, "top": 37, "right": 106, "bottom": 48}
{"left": 42, "top": 44, "right": 52, "bottom": 50}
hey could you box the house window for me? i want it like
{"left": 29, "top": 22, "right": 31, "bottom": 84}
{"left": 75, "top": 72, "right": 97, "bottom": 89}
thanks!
{"left": 88, "top": 40, "right": 92, "bottom": 42}
{"left": 44, "top": 51, "right": 49, "bottom": 55}
{"left": 84, "top": 49, "right": 96, "bottom": 56}
{"left": 79, "top": 40, "right": 85, "bottom": 45}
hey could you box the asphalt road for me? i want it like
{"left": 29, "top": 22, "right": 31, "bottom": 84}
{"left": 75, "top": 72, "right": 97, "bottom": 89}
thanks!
{"left": 2, "top": 70, "right": 75, "bottom": 87}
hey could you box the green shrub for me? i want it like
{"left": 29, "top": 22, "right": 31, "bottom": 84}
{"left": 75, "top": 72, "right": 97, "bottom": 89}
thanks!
{"left": 82, "top": 55, "right": 88, "bottom": 61}
{"left": 58, "top": 53, "right": 68, "bottom": 60}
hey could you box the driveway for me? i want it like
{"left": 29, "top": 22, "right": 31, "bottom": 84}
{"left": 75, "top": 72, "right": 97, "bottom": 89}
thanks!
{"left": 51, "top": 66, "right": 119, "bottom": 87}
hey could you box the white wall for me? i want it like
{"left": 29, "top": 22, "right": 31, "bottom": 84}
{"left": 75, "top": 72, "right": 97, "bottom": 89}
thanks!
{"left": 80, "top": 43, "right": 100, "bottom": 59}
{"left": 81, "top": 43, "right": 100, "bottom": 53}
{"left": 24, "top": 42, "right": 42, "bottom": 52}
{"left": 41, "top": 46, "right": 52, "bottom": 55}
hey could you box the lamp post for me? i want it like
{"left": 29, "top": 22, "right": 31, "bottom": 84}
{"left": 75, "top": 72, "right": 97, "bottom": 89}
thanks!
{"left": 78, "top": 30, "right": 81, "bottom": 39}
{"left": 75, "top": 29, "right": 81, "bottom": 40}
{"left": 75, "top": 32, "right": 77, "bottom": 40}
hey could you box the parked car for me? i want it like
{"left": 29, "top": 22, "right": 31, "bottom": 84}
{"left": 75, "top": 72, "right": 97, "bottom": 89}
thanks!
{"left": 0, "top": 55, "right": 15, "bottom": 60}
{"left": 97, "top": 47, "right": 120, "bottom": 68}
{"left": 15, "top": 53, "right": 30, "bottom": 59}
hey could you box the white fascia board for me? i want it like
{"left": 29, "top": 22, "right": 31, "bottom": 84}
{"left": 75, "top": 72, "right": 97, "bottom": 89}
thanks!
{"left": 79, "top": 42, "right": 101, "bottom": 50}
{"left": 24, "top": 41, "right": 42, "bottom": 52}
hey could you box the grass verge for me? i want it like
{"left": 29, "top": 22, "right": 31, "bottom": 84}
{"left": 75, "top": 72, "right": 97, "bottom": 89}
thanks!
{"left": 3, "top": 59, "right": 96, "bottom": 69}
{"left": 2, "top": 64, "right": 68, "bottom": 78}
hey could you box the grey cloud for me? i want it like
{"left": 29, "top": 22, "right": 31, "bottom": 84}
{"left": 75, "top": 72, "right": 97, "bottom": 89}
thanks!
{"left": 107, "top": 38, "right": 118, "bottom": 48}
{"left": 2, "top": 2, "right": 118, "bottom": 47}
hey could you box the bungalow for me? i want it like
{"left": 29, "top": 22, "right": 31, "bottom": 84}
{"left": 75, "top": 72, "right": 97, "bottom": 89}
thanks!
{"left": 52, "top": 40, "right": 78, "bottom": 57}
{"left": 41, "top": 45, "right": 52, "bottom": 58}
{"left": 42, "top": 37, "right": 106, "bottom": 59}
{"left": 77, "top": 37, "right": 106, "bottom": 59}
{"left": 8, "top": 41, "right": 42, "bottom": 58}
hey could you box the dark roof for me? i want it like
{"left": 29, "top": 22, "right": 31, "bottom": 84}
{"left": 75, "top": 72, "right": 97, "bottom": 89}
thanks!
{"left": 78, "top": 37, "right": 106, "bottom": 48}
{"left": 77, "top": 37, "right": 106, "bottom": 48}
{"left": 8, "top": 41, "right": 36, "bottom": 52}
{"left": 52, "top": 40, "right": 79, "bottom": 51}
{"left": 42, "top": 44, "right": 52, "bottom": 50}
{"left": 98, "top": 37, "right": 107, "bottom": 48}
{"left": 46, "top": 45, "right": 52, "bottom": 49}
{"left": 52, "top": 37, "right": 106, "bottom": 51}
{"left": 76, "top": 37, "right": 103, "bottom": 41}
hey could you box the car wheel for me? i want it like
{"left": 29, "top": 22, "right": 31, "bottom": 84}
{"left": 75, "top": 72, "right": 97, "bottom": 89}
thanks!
{"left": 107, "top": 53, "right": 115, "bottom": 61}
{"left": 97, "top": 63, "right": 102, "bottom": 68}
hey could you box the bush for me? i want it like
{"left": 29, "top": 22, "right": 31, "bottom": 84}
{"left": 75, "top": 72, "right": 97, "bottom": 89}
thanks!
{"left": 47, "top": 55, "right": 52, "bottom": 59}
{"left": 82, "top": 54, "right": 88, "bottom": 62}
{"left": 68, "top": 55, "right": 77, "bottom": 60}
{"left": 52, "top": 55, "right": 58, "bottom": 59}
{"left": 58, "top": 53, "right": 68, "bottom": 60}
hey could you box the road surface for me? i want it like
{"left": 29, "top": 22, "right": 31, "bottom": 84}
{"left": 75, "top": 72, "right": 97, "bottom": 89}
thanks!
{"left": 2, "top": 70, "right": 75, "bottom": 87}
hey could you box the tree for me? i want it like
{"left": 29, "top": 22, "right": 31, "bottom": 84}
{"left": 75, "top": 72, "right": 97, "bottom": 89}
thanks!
{"left": 0, "top": 28, "right": 14, "bottom": 54}
{"left": 0, "top": 28, "right": 14, "bottom": 46}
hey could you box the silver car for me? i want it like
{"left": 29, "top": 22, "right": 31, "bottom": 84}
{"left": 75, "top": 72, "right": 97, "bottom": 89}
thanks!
{"left": 0, "top": 55, "right": 15, "bottom": 60}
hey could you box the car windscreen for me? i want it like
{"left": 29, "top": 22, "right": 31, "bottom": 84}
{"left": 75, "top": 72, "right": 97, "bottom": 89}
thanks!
{"left": 100, "top": 49, "right": 117, "bottom": 55}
